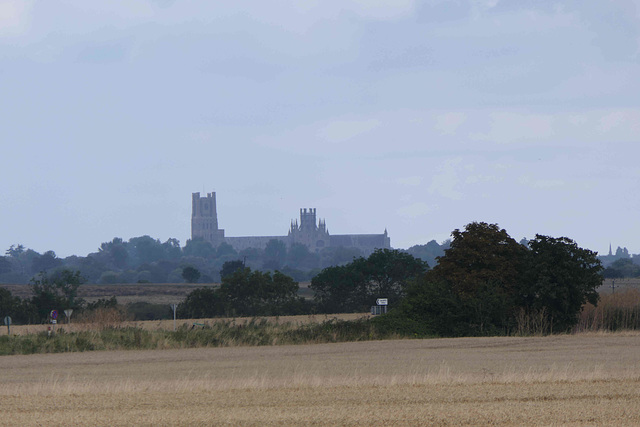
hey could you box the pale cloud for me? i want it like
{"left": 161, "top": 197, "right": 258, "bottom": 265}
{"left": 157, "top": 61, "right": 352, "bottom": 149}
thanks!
{"left": 434, "top": 112, "right": 467, "bottom": 135}
{"left": 397, "top": 202, "right": 433, "bottom": 219}
{"left": 429, "top": 158, "right": 464, "bottom": 200}
{"left": 0, "top": 0, "right": 33, "bottom": 36}
{"left": 597, "top": 110, "right": 640, "bottom": 134}
{"left": 396, "top": 176, "right": 422, "bottom": 186}
{"left": 519, "top": 175, "right": 565, "bottom": 189}
{"left": 465, "top": 174, "right": 501, "bottom": 185}
{"left": 344, "top": 0, "right": 416, "bottom": 20}
{"left": 471, "top": 112, "right": 555, "bottom": 144}
{"left": 318, "top": 119, "right": 381, "bottom": 144}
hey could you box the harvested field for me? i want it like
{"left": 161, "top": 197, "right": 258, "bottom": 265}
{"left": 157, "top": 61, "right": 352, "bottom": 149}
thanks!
{"left": 2, "top": 333, "right": 640, "bottom": 425}
{"left": 0, "top": 281, "right": 313, "bottom": 305}
{"left": 0, "top": 283, "right": 220, "bottom": 305}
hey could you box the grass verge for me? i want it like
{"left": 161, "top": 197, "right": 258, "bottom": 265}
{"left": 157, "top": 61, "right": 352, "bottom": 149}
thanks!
{"left": 0, "top": 318, "right": 400, "bottom": 356}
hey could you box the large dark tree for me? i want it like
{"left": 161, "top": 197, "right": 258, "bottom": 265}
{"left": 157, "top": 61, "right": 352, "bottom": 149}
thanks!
{"left": 179, "top": 268, "right": 305, "bottom": 317}
{"left": 218, "top": 268, "right": 302, "bottom": 316}
{"left": 430, "top": 222, "right": 528, "bottom": 301}
{"left": 382, "top": 224, "right": 604, "bottom": 336}
{"left": 311, "top": 249, "right": 428, "bottom": 313}
{"left": 262, "top": 239, "right": 287, "bottom": 270}
{"left": 29, "top": 270, "right": 85, "bottom": 323}
{"left": 182, "top": 266, "right": 201, "bottom": 283}
{"left": 220, "top": 260, "right": 245, "bottom": 279}
{"left": 520, "top": 235, "right": 603, "bottom": 331}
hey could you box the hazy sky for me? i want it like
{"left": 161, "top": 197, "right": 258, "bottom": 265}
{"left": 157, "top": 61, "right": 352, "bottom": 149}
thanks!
{"left": 2, "top": 0, "right": 640, "bottom": 258}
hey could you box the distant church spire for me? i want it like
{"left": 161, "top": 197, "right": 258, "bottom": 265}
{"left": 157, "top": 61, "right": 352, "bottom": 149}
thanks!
{"left": 609, "top": 243, "right": 612, "bottom": 256}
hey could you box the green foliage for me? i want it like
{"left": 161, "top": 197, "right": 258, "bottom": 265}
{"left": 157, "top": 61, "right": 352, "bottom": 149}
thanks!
{"left": 179, "top": 268, "right": 308, "bottom": 318}
{"left": 520, "top": 235, "right": 603, "bottom": 331}
{"left": 383, "top": 223, "right": 604, "bottom": 337}
{"left": 220, "top": 260, "right": 245, "bottom": 279}
{"left": 262, "top": 239, "right": 287, "bottom": 270}
{"left": 177, "top": 287, "right": 223, "bottom": 318}
{"left": 0, "top": 287, "right": 30, "bottom": 324}
{"left": 311, "top": 249, "right": 428, "bottom": 313}
{"left": 183, "top": 237, "right": 216, "bottom": 259}
{"left": 126, "top": 302, "right": 172, "bottom": 321}
{"left": 29, "top": 270, "right": 86, "bottom": 323}
{"left": 603, "top": 258, "right": 640, "bottom": 279}
{"left": 30, "top": 251, "right": 63, "bottom": 274}
{"left": 430, "top": 222, "right": 527, "bottom": 300}
{"left": 85, "top": 296, "right": 118, "bottom": 311}
{"left": 405, "top": 240, "right": 448, "bottom": 269}
{"left": 0, "top": 318, "right": 400, "bottom": 356}
{"left": 182, "top": 266, "right": 201, "bottom": 283}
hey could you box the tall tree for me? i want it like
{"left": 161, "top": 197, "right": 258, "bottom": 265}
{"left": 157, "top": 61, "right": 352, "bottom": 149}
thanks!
{"left": 263, "top": 239, "right": 287, "bottom": 270}
{"left": 311, "top": 249, "right": 428, "bottom": 313}
{"left": 520, "top": 235, "right": 603, "bottom": 331}
{"left": 182, "top": 266, "right": 201, "bottom": 283}
{"left": 429, "top": 222, "right": 528, "bottom": 302}
{"left": 29, "top": 270, "right": 85, "bottom": 323}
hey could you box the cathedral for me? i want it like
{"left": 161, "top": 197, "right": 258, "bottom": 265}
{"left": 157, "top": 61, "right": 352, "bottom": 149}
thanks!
{"left": 191, "top": 192, "right": 390, "bottom": 255}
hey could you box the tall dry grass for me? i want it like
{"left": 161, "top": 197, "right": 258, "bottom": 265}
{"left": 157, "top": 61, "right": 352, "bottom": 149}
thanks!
{"left": 576, "top": 288, "right": 640, "bottom": 332}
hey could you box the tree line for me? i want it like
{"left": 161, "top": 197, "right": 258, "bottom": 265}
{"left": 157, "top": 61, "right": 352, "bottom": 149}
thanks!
{"left": 0, "top": 236, "right": 447, "bottom": 285}
{"left": 1, "top": 222, "right": 604, "bottom": 337}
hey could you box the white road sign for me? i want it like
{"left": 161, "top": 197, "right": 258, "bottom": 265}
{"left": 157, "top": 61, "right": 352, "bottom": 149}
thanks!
{"left": 376, "top": 298, "right": 388, "bottom": 306}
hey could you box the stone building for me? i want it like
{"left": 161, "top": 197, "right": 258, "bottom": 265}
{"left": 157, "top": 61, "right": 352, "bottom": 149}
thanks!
{"left": 191, "top": 192, "right": 390, "bottom": 255}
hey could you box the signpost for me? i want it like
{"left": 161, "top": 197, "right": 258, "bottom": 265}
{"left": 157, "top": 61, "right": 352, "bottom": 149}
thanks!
{"left": 64, "top": 309, "right": 73, "bottom": 324}
{"left": 3, "top": 316, "right": 11, "bottom": 335}
{"left": 371, "top": 298, "right": 388, "bottom": 315}
{"left": 170, "top": 304, "right": 178, "bottom": 331}
{"left": 50, "top": 310, "right": 58, "bottom": 334}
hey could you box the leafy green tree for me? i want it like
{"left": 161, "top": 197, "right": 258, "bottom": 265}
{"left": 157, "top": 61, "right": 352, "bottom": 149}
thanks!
{"left": 362, "top": 249, "right": 429, "bottom": 303}
{"left": 0, "top": 288, "right": 20, "bottom": 318}
{"left": 287, "top": 243, "right": 318, "bottom": 270}
{"left": 183, "top": 237, "right": 216, "bottom": 259}
{"left": 177, "top": 287, "right": 223, "bottom": 318}
{"left": 31, "top": 250, "right": 63, "bottom": 274}
{"left": 220, "top": 260, "right": 245, "bottom": 279}
{"left": 0, "top": 256, "right": 12, "bottom": 275}
{"left": 430, "top": 222, "right": 528, "bottom": 301}
{"left": 519, "top": 235, "right": 603, "bottom": 331}
{"left": 129, "top": 236, "right": 166, "bottom": 264}
{"left": 319, "top": 246, "right": 362, "bottom": 269}
{"left": 5, "top": 244, "right": 25, "bottom": 258}
{"left": 29, "top": 270, "right": 85, "bottom": 323}
{"left": 406, "top": 240, "right": 447, "bottom": 269}
{"left": 311, "top": 249, "right": 428, "bottom": 313}
{"left": 603, "top": 258, "right": 640, "bottom": 278}
{"left": 218, "top": 268, "right": 303, "bottom": 316}
{"left": 263, "top": 239, "right": 287, "bottom": 270}
{"left": 310, "top": 262, "right": 367, "bottom": 313}
{"left": 182, "top": 266, "right": 201, "bottom": 283}
{"left": 163, "top": 238, "right": 182, "bottom": 260}
{"left": 99, "top": 237, "right": 129, "bottom": 269}
{"left": 0, "top": 288, "right": 32, "bottom": 324}
{"left": 381, "top": 222, "right": 528, "bottom": 336}
{"left": 216, "top": 242, "right": 237, "bottom": 258}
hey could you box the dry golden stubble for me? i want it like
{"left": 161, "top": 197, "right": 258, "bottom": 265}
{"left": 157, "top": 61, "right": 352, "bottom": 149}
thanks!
{"left": 2, "top": 334, "right": 640, "bottom": 425}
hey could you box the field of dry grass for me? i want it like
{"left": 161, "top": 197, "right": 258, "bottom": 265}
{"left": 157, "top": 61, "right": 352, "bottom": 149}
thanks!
{"left": 0, "top": 313, "right": 369, "bottom": 336}
{"left": 1, "top": 281, "right": 314, "bottom": 305}
{"left": 2, "top": 333, "right": 640, "bottom": 425}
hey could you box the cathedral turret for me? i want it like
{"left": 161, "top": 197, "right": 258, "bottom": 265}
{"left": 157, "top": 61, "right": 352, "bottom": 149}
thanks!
{"left": 191, "top": 192, "right": 225, "bottom": 245}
